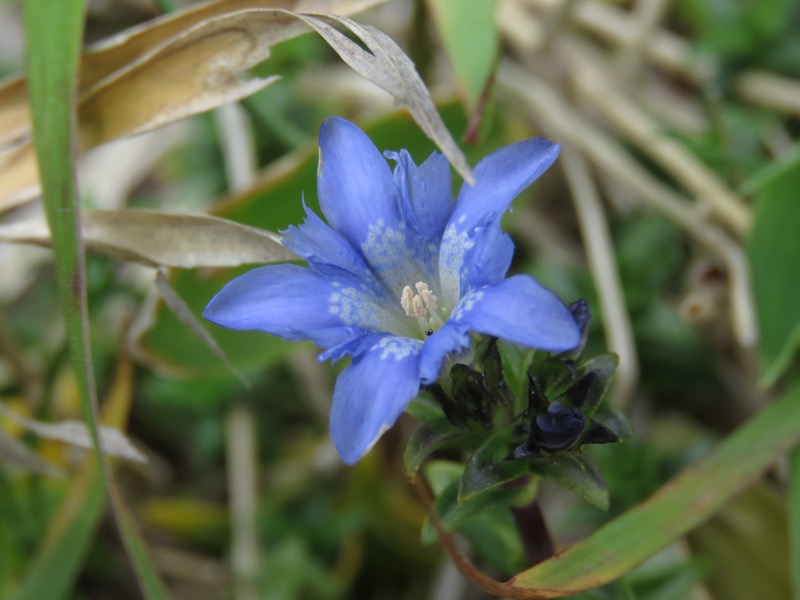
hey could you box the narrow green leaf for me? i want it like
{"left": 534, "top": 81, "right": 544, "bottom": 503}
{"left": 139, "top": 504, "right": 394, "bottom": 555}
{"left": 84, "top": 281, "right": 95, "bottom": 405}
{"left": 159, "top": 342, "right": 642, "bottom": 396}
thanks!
{"left": 741, "top": 142, "right": 800, "bottom": 195}
{"left": 459, "top": 509, "right": 527, "bottom": 575}
{"left": 426, "top": 0, "right": 498, "bottom": 110}
{"left": 572, "top": 354, "right": 619, "bottom": 419}
{"left": 422, "top": 474, "right": 521, "bottom": 545}
{"left": 406, "top": 393, "right": 446, "bottom": 422}
{"left": 24, "top": 3, "right": 170, "bottom": 598}
{"left": 790, "top": 445, "right": 800, "bottom": 600}
{"left": 497, "top": 340, "right": 535, "bottom": 413}
{"left": 424, "top": 459, "right": 463, "bottom": 496}
{"left": 403, "top": 417, "right": 474, "bottom": 480}
{"left": 459, "top": 431, "right": 529, "bottom": 502}
{"left": 688, "top": 484, "right": 791, "bottom": 599}
{"left": 508, "top": 383, "right": 800, "bottom": 593}
{"left": 749, "top": 169, "right": 800, "bottom": 386}
{"left": 529, "top": 452, "right": 609, "bottom": 510}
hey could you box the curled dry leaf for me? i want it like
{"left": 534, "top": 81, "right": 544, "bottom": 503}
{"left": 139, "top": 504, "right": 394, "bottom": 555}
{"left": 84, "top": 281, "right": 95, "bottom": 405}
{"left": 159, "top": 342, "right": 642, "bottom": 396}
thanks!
{"left": 79, "top": 0, "right": 388, "bottom": 88}
{"left": 0, "top": 209, "right": 297, "bottom": 268}
{"left": 296, "top": 13, "right": 474, "bottom": 183}
{"left": 0, "top": 401, "right": 146, "bottom": 464}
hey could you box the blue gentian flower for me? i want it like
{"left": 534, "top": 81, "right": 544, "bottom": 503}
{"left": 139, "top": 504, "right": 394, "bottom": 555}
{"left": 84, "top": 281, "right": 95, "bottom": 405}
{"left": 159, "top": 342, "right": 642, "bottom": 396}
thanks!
{"left": 204, "top": 118, "right": 580, "bottom": 464}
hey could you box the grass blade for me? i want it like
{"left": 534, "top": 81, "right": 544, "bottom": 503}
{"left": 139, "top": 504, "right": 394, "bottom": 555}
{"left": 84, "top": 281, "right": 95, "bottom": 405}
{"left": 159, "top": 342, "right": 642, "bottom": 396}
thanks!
{"left": 23, "top": 2, "right": 170, "bottom": 598}
{"left": 791, "top": 444, "right": 800, "bottom": 600}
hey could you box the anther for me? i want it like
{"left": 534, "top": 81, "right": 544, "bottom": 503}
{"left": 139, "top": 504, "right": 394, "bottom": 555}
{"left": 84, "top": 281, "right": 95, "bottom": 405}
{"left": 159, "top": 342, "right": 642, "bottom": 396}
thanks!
{"left": 400, "top": 282, "right": 444, "bottom": 333}
{"left": 415, "top": 282, "right": 438, "bottom": 312}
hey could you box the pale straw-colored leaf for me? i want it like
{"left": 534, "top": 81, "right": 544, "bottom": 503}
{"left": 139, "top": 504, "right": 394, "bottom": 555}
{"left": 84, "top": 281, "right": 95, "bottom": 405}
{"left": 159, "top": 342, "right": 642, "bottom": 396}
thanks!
{"left": 0, "top": 209, "right": 296, "bottom": 268}
{"left": 0, "top": 0, "right": 389, "bottom": 211}
{"left": 0, "top": 401, "right": 146, "bottom": 463}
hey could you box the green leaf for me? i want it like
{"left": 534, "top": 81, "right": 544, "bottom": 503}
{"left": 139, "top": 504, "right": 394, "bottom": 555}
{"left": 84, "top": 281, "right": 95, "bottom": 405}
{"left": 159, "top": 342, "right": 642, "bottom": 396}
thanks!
{"left": 508, "top": 382, "right": 800, "bottom": 593}
{"left": 741, "top": 141, "right": 800, "bottom": 194}
{"left": 422, "top": 469, "right": 522, "bottom": 545}
{"left": 403, "top": 417, "right": 474, "bottom": 480}
{"left": 424, "top": 459, "right": 463, "bottom": 496}
{"left": 529, "top": 452, "right": 609, "bottom": 510}
{"left": 458, "top": 431, "right": 529, "bottom": 503}
{"left": 572, "top": 354, "right": 619, "bottom": 420}
{"left": 425, "top": 0, "right": 498, "bottom": 110}
{"left": 592, "top": 403, "right": 635, "bottom": 440}
{"left": 406, "top": 393, "right": 445, "bottom": 422}
{"left": 749, "top": 168, "right": 800, "bottom": 385}
{"left": 790, "top": 444, "right": 800, "bottom": 600}
{"left": 497, "top": 339, "right": 535, "bottom": 412}
{"left": 459, "top": 508, "right": 527, "bottom": 575}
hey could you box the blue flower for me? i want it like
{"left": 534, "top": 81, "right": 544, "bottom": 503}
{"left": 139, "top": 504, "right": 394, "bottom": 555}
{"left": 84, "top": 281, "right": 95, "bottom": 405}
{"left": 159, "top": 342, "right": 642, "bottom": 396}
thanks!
{"left": 204, "top": 118, "right": 580, "bottom": 464}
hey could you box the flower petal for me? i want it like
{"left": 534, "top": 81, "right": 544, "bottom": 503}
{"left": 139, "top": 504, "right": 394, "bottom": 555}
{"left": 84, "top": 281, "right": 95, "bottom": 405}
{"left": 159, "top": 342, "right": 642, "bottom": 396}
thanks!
{"left": 450, "top": 137, "right": 559, "bottom": 233}
{"left": 204, "top": 264, "right": 407, "bottom": 346}
{"left": 418, "top": 322, "right": 471, "bottom": 384}
{"left": 317, "top": 117, "right": 398, "bottom": 249}
{"left": 461, "top": 220, "right": 514, "bottom": 289}
{"left": 282, "top": 203, "right": 371, "bottom": 279}
{"left": 386, "top": 149, "right": 453, "bottom": 245}
{"left": 330, "top": 335, "right": 424, "bottom": 463}
{"left": 450, "top": 275, "right": 580, "bottom": 352}
{"left": 318, "top": 118, "right": 431, "bottom": 297}
{"left": 438, "top": 138, "right": 559, "bottom": 303}
{"left": 438, "top": 222, "right": 476, "bottom": 308}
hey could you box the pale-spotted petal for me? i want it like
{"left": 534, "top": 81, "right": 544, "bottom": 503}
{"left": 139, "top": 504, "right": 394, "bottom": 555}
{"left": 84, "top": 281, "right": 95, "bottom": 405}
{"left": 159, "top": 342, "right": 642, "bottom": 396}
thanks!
{"left": 203, "top": 263, "right": 409, "bottom": 343}
{"left": 330, "top": 335, "right": 424, "bottom": 464}
{"left": 449, "top": 275, "right": 580, "bottom": 352}
{"left": 440, "top": 138, "right": 559, "bottom": 302}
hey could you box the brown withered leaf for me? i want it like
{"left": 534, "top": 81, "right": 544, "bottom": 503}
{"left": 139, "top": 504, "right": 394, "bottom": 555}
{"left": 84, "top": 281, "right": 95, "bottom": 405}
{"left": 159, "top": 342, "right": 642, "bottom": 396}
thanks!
{"left": 0, "top": 209, "right": 296, "bottom": 268}
{"left": 0, "top": 0, "right": 385, "bottom": 151}
{"left": 0, "top": 0, "right": 388, "bottom": 210}
{"left": 79, "top": 0, "right": 386, "bottom": 88}
{"left": 0, "top": 77, "right": 29, "bottom": 153}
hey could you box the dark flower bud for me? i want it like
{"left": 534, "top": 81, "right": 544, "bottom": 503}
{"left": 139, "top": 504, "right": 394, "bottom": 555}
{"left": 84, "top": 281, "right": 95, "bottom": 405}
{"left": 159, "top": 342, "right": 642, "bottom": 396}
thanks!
{"left": 533, "top": 402, "right": 586, "bottom": 451}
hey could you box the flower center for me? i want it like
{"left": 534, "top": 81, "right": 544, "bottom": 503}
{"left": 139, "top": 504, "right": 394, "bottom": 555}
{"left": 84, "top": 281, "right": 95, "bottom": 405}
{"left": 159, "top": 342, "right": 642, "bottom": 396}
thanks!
{"left": 400, "top": 282, "right": 446, "bottom": 337}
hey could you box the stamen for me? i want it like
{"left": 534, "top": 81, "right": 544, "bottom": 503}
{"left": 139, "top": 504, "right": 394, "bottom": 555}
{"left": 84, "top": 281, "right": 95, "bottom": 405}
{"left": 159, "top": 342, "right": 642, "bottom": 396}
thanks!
{"left": 415, "top": 282, "right": 438, "bottom": 312}
{"left": 401, "top": 286, "right": 416, "bottom": 317}
{"left": 400, "top": 282, "right": 444, "bottom": 335}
